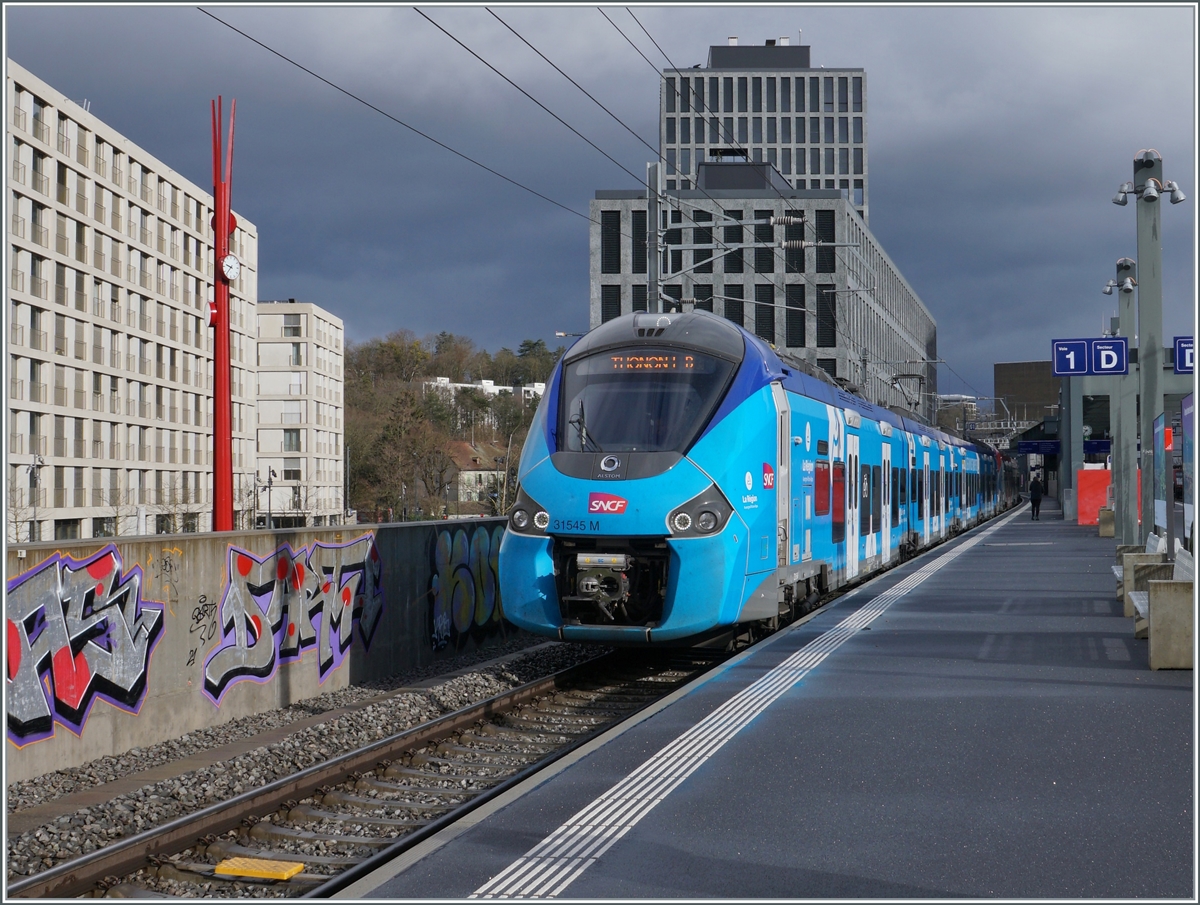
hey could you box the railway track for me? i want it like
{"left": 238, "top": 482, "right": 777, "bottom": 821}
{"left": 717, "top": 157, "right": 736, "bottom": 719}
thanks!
{"left": 7, "top": 648, "right": 728, "bottom": 899}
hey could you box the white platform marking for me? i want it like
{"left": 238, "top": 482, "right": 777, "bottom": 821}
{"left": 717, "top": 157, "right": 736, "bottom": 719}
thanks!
{"left": 472, "top": 506, "right": 1027, "bottom": 899}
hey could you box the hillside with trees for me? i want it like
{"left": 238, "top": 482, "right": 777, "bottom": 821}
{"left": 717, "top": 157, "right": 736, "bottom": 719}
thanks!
{"left": 345, "top": 330, "right": 564, "bottom": 520}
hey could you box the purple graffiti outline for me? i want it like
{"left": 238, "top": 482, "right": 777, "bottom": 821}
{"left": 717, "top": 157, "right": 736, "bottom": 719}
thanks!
{"left": 5, "top": 545, "right": 166, "bottom": 748}
{"left": 201, "top": 532, "right": 384, "bottom": 706}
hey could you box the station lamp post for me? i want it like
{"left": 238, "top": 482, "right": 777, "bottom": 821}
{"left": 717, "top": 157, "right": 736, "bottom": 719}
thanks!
{"left": 1112, "top": 149, "right": 1186, "bottom": 543}
{"left": 1102, "top": 258, "right": 1138, "bottom": 545}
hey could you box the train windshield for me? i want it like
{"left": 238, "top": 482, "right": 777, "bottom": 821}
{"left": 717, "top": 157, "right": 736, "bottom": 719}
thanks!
{"left": 558, "top": 346, "right": 736, "bottom": 453}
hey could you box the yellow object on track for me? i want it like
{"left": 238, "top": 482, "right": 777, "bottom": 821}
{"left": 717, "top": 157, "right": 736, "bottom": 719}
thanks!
{"left": 213, "top": 857, "right": 305, "bottom": 880}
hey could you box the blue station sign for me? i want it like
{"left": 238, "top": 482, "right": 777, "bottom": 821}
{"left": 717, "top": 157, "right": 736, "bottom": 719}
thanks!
{"left": 1017, "top": 440, "right": 1062, "bottom": 455}
{"left": 1175, "top": 336, "right": 1194, "bottom": 374}
{"left": 1051, "top": 337, "right": 1129, "bottom": 376}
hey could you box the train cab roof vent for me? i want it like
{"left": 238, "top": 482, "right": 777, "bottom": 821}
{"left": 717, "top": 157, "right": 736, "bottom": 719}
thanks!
{"left": 636, "top": 327, "right": 667, "bottom": 337}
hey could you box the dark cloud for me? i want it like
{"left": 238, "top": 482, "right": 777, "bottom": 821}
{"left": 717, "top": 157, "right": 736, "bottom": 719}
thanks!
{"left": 7, "top": 5, "right": 1194, "bottom": 397}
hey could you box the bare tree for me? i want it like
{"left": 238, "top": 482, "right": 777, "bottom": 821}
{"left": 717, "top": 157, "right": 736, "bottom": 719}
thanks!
{"left": 7, "top": 473, "right": 33, "bottom": 543}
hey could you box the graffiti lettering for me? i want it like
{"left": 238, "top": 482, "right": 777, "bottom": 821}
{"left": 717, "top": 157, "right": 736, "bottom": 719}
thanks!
{"left": 430, "top": 524, "right": 505, "bottom": 650}
{"left": 202, "top": 533, "right": 384, "bottom": 704}
{"left": 5, "top": 546, "right": 165, "bottom": 747}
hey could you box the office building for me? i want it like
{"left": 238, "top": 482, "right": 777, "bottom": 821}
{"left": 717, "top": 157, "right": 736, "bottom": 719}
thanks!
{"left": 255, "top": 300, "right": 345, "bottom": 528}
{"left": 7, "top": 60, "right": 259, "bottom": 540}
{"left": 589, "top": 161, "right": 937, "bottom": 422}
{"left": 660, "top": 35, "right": 869, "bottom": 223}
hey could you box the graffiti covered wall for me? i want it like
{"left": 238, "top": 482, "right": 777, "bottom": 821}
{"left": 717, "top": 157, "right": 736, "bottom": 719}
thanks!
{"left": 5, "top": 519, "right": 512, "bottom": 783}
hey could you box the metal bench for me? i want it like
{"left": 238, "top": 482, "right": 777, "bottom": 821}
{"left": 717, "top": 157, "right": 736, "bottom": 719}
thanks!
{"left": 1128, "top": 543, "right": 1194, "bottom": 669}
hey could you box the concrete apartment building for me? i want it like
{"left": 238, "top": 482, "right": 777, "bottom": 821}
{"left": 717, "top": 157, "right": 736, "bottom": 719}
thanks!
{"left": 255, "top": 300, "right": 345, "bottom": 528}
{"left": 660, "top": 35, "right": 869, "bottom": 224}
{"left": 7, "top": 60, "right": 260, "bottom": 540}
{"left": 589, "top": 162, "right": 937, "bottom": 422}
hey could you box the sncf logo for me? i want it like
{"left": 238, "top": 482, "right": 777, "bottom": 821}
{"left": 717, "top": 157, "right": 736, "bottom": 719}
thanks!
{"left": 588, "top": 492, "right": 628, "bottom": 514}
{"left": 763, "top": 463, "right": 775, "bottom": 490}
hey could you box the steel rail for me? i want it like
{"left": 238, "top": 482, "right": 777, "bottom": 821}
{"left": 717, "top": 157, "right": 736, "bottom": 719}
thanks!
{"left": 6, "top": 652, "right": 617, "bottom": 899}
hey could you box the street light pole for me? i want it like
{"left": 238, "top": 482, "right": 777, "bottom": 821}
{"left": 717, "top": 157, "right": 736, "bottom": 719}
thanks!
{"left": 28, "top": 454, "right": 44, "bottom": 542}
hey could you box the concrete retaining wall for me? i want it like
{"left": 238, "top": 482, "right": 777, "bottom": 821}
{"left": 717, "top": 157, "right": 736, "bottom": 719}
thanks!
{"left": 5, "top": 518, "right": 513, "bottom": 783}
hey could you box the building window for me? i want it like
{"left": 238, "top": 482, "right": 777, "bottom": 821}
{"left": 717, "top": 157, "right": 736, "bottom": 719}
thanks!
{"left": 694, "top": 77, "right": 705, "bottom": 113}
{"left": 723, "top": 117, "right": 734, "bottom": 144}
{"left": 694, "top": 284, "right": 713, "bottom": 312}
{"left": 284, "top": 428, "right": 301, "bottom": 452}
{"left": 853, "top": 148, "right": 864, "bottom": 176}
{"left": 823, "top": 77, "right": 834, "bottom": 111}
{"left": 752, "top": 117, "right": 762, "bottom": 144}
{"left": 754, "top": 210, "right": 774, "bottom": 274}
{"left": 693, "top": 222, "right": 713, "bottom": 274}
{"left": 818, "top": 357, "right": 837, "bottom": 377}
{"left": 853, "top": 117, "right": 863, "bottom": 144}
{"left": 781, "top": 117, "right": 791, "bottom": 144}
{"left": 810, "top": 148, "right": 821, "bottom": 175}
{"left": 663, "top": 285, "right": 683, "bottom": 313}
{"left": 825, "top": 148, "right": 835, "bottom": 177}
{"left": 737, "top": 77, "right": 748, "bottom": 112}
{"left": 722, "top": 210, "right": 743, "bottom": 274}
{"left": 751, "top": 77, "right": 762, "bottom": 112}
{"left": 809, "top": 77, "right": 820, "bottom": 114}
{"left": 839, "top": 148, "right": 850, "bottom": 175}
{"left": 283, "top": 313, "right": 301, "bottom": 337}
{"left": 816, "top": 285, "right": 836, "bottom": 347}
{"left": 795, "top": 148, "right": 805, "bottom": 175}
{"left": 815, "top": 210, "right": 836, "bottom": 273}
{"left": 283, "top": 457, "right": 301, "bottom": 481}
{"left": 665, "top": 77, "right": 676, "bottom": 112}
{"left": 709, "top": 116, "right": 720, "bottom": 143}
{"left": 737, "top": 117, "right": 748, "bottom": 144}
{"left": 631, "top": 210, "right": 647, "bottom": 274}
{"left": 824, "top": 117, "right": 834, "bottom": 144}
{"left": 723, "top": 77, "right": 733, "bottom": 112}
{"left": 92, "top": 517, "right": 116, "bottom": 538}
{"left": 767, "top": 148, "right": 777, "bottom": 168}
{"left": 838, "top": 117, "right": 849, "bottom": 144}
{"left": 766, "top": 118, "right": 777, "bottom": 144}
{"left": 600, "top": 285, "right": 621, "bottom": 322}
{"left": 681, "top": 148, "right": 691, "bottom": 175}
{"left": 754, "top": 285, "right": 775, "bottom": 342}
{"left": 786, "top": 284, "right": 805, "bottom": 347}
{"left": 781, "top": 148, "right": 792, "bottom": 175}
{"left": 853, "top": 77, "right": 863, "bottom": 112}
{"left": 680, "top": 117, "right": 690, "bottom": 144}
{"left": 810, "top": 117, "right": 820, "bottom": 144}
{"left": 838, "top": 77, "right": 849, "bottom": 112}
{"left": 785, "top": 217, "right": 804, "bottom": 273}
{"left": 666, "top": 148, "right": 676, "bottom": 175}
{"left": 632, "top": 285, "right": 648, "bottom": 312}
{"left": 780, "top": 77, "right": 790, "bottom": 112}
{"left": 290, "top": 343, "right": 302, "bottom": 366}
{"left": 854, "top": 179, "right": 864, "bottom": 207}
{"left": 155, "top": 514, "right": 174, "bottom": 535}
{"left": 722, "top": 284, "right": 744, "bottom": 326}
{"left": 55, "top": 518, "right": 80, "bottom": 540}
{"left": 666, "top": 117, "right": 676, "bottom": 144}
{"left": 600, "top": 211, "right": 621, "bottom": 274}
{"left": 680, "top": 77, "right": 691, "bottom": 113}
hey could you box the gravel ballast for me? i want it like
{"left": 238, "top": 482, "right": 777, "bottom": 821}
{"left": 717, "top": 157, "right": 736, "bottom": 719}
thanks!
{"left": 5, "top": 640, "right": 603, "bottom": 880}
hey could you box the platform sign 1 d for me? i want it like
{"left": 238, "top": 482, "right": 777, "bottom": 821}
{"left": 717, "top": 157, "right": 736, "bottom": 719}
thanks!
{"left": 1091, "top": 337, "right": 1128, "bottom": 375}
{"left": 1175, "top": 336, "right": 1194, "bottom": 374}
{"left": 1052, "top": 339, "right": 1089, "bottom": 376}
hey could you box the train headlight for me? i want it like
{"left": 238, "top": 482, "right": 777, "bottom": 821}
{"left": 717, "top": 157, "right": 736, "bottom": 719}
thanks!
{"left": 509, "top": 486, "right": 549, "bottom": 536}
{"left": 667, "top": 485, "right": 734, "bottom": 537}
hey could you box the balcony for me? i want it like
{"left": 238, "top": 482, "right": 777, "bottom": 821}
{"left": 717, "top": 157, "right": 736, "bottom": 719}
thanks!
{"left": 93, "top": 156, "right": 108, "bottom": 179}
{"left": 139, "top": 270, "right": 152, "bottom": 290}
{"left": 111, "top": 165, "right": 123, "bottom": 187}
{"left": 109, "top": 441, "right": 121, "bottom": 459}
{"left": 53, "top": 436, "right": 67, "bottom": 457}
{"left": 93, "top": 248, "right": 105, "bottom": 270}
{"left": 10, "top": 156, "right": 28, "bottom": 188}
{"left": 30, "top": 435, "right": 47, "bottom": 456}
{"left": 110, "top": 209, "right": 121, "bottom": 232}
{"left": 108, "top": 347, "right": 118, "bottom": 368}
{"left": 54, "top": 333, "right": 67, "bottom": 355}
{"left": 75, "top": 193, "right": 87, "bottom": 215}
{"left": 169, "top": 405, "right": 178, "bottom": 422}
{"left": 111, "top": 302, "right": 122, "bottom": 322}
{"left": 31, "top": 223, "right": 48, "bottom": 247}
{"left": 156, "top": 318, "right": 166, "bottom": 337}
{"left": 54, "top": 487, "right": 66, "bottom": 508}
{"left": 169, "top": 365, "right": 178, "bottom": 382}
{"left": 140, "top": 182, "right": 153, "bottom": 204}
{"left": 93, "top": 201, "right": 106, "bottom": 223}
{"left": 76, "top": 142, "right": 89, "bottom": 166}
{"left": 74, "top": 389, "right": 86, "bottom": 409}
{"left": 170, "top": 243, "right": 179, "bottom": 261}
{"left": 32, "top": 118, "right": 49, "bottom": 143}
{"left": 9, "top": 431, "right": 23, "bottom": 454}
{"left": 156, "top": 403, "right": 165, "bottom": 419}
{"left": 140, "top": 401, "right": 151, "bottom": 419}
{"left": 139, "top": 357, "right": 151, "bottom": 375}
{"left": 56, "top": 133, "right": 70, "bottom": 156}
{"left": 155, "top": 446, "right": 164, "bottom": 463}
{"left": 57, "top": 183, "right": 68, "bottom": 205}
{"left": 171, "top": 201, "right": 180, "bottom": 220}
{"left": 75, "top": 243, "right": 87, "bottom": 264}
{"left": 92, "top": 392, "right": 104, "bottom": 411}
{"left": 54, "top": 284, "right": 67, "bottom": 305}
{"left": 74, "top": 438, "right": 85, "bottom": 458}
{"left": 74, "top": 289, "right": 86, "bottom": 311}
{"left": 10, "top": 323, "right": 24, "bottom": 346}
{"left": 92, "top": 345, "right": 103, "bottom": 365}
{"left": 10, "top": 377, "right": 23, "bottom": 400}
{"left": 139, "top": 227, "right": 152, "bottom": 247}
{"left": 157, "top": 193, "right": 167, "bottom": 213}
{"left": 126, "top": 353, "right": 136, "bottom": 372}
{"left": 157, "top": 235, "right": 166, "bottom": 254}
{"left": 170, "top": 322, "right": 178, "bottom": 341}
{"left": 110, "top": 392, "right": 120, "bottom": 412}
{"left": 10, "top": 210, "right": 27, "bottom": 239}
{"left": 156, "top": 277, "right": 167, "bottom": 296}
{"left": 74, "top": 339, "right": 87, "bottom": 360}
{"left": 12, "top": 105, "right": 27, "bottom": 131}
{"left": 56, "top": 233, "right": 69, "bottom": 255}
{"left": 92, "top": 486, "right": 104, "bottom": 507}
{"left": 10, "top": 269, "right": 24, "bottom": 293}
{"left": 30, "top": 382, "right": 47, "bottom": 403}
{"left": 140, "top": 314, "right": 152, "bottom": 333}
{"left": 169, "top": 446, "right": 177, "bottom": 464}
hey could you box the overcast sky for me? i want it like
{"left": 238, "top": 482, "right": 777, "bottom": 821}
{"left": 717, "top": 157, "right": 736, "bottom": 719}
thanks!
{"left": 6, "top": 4, "right": 1196, "bottom": 398}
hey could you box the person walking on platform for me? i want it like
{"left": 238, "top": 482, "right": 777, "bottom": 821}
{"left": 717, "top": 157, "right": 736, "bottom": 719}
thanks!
{"left": 1029, "top": 475, "right": 1043, "bottom": 520}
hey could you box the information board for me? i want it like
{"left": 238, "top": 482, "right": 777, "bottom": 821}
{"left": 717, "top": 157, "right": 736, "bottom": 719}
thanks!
{"left": 1175, "top": 336, "right": 1194, "bottom": 374}
{"left": 1051, "top": 337, "right": 1129, "bottom": 376}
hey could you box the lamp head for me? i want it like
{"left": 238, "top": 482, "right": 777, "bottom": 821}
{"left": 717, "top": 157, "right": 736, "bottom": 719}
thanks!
{"left": 1142, "top": 179, "right": 1160, "bottom": 203}
{"left": 1102, "top": 284, "right": 1114, "bottom": 295}
{"left": 1112, "top": 189, "right": 1128, "bottom": 206}
{"left": 1165, "top": 180, "right": 1186, "bottom": 204}
{"left": 1119, "top": 278, "right": 1135, "bottom": 294}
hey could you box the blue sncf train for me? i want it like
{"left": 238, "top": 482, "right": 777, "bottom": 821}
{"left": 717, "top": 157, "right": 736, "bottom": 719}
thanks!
{"left": 499, "top": 310, "right": 1017, "bottom": 645}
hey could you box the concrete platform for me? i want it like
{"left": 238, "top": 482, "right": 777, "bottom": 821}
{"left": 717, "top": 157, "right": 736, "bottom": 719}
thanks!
{"left": 353, "top": 505, "right": 1194, "bottom": 899}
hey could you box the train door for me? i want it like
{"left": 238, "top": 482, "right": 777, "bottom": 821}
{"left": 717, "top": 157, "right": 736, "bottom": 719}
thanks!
{"left": 771, "top": 383, "right": 790, "bottom": 570}
{"left": 846, "top": 430, "right": 860, "bottom": 579}
{"left": 922, "top": 451, "right": 930, "bottom": 546}
{"left": 881, "top": 441, "right": 891, "bottom": 563}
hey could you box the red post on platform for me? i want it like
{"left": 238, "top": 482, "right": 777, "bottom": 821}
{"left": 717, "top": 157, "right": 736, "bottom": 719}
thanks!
{"left": 211, "top": 97, "right": 237, "bottom": 531}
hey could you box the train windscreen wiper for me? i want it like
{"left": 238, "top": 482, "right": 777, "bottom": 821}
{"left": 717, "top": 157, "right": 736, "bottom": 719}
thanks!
{"left": 568, "top": 400, "right": 603, "bottom": 452}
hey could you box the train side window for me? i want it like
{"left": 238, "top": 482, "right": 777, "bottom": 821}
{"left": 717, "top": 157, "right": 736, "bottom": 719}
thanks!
{"left": 817, "top": 439, "right": 828, "bottom": 455}
{"left": 859, "top": 463, "right": 871, "bottom": 534}
{"left": 831, "top": 461, "right": 845, "bottom": 543}
{"left": 872, "top": 465, "right": 881, "bottom": 531}
{"left": 814, "top": 460, "right": 830, "bottom": 515}
{"left": 917, "top": 470, "right": 924, "bottom": 519}
{"left": 891, "top": 466, "right": 900, "bottom": 527}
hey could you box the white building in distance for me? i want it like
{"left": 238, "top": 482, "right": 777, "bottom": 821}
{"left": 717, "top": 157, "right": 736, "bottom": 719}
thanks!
{"left": 255, "top": 299, "right": 345, "bottom": 528}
